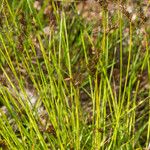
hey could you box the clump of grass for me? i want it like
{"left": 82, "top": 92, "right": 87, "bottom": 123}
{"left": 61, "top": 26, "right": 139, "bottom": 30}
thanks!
{"left": 0, "top": 0, "right": 150, "bottom": 149}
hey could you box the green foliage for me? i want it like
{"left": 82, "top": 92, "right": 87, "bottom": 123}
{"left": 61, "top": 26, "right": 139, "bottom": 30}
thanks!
{"left": 0, "top": 0, "right": 150, "bottom": 149}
